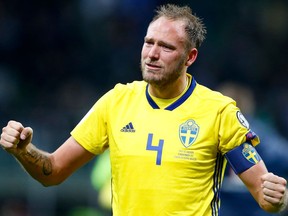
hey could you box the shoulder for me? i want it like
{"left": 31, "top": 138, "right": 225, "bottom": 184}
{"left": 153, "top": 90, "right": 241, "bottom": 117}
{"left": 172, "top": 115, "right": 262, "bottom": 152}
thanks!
{"left": 113, "top": 80, "right": 147, "bottom": 93}
{"left": 194, "top": 82, "right": 236, "bottom": 110}
{"left": 101, "top": 80, "right": 147, "bottom": 105}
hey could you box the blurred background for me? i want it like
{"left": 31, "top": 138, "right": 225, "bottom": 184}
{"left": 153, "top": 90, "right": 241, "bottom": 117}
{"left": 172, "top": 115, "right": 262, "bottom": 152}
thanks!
{"left": 0, "top": 0, "right": 288, "bottom": 215}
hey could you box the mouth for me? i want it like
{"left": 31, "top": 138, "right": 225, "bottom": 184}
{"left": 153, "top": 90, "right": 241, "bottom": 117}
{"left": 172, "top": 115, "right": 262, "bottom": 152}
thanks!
{"left": 145, "top": 63, "right": 161, "bottom": 70}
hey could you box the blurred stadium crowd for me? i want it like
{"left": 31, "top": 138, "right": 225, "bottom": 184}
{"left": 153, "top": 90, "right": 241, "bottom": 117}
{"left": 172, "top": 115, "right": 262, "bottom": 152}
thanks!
{"left": 0, "top": 0, "right": 287, "bottom": 215}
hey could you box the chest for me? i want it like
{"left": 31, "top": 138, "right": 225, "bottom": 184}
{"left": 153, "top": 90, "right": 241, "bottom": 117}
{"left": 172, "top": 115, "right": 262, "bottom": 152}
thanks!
{"left": 108, "top": 102, "right": 221, "bottom": 167}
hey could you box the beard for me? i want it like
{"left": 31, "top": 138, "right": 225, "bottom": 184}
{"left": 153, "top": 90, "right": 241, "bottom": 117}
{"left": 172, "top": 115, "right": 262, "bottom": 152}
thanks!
{"left": 140, "top": 55, "right": 187, "bottom": 87}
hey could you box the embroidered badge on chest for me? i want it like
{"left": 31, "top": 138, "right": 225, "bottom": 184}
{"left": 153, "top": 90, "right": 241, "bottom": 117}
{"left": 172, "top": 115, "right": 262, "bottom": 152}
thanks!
{"left": 179, "top": 120, "right": 199, "bottom": 148}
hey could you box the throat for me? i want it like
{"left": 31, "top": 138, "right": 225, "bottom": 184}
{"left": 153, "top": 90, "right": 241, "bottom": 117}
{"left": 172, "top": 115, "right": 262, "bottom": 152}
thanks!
{"left": 148, "top": 75, "right": 191, "bottom": 108}
{"left": 148, "top": 75, "right": 190, "bottom": 99}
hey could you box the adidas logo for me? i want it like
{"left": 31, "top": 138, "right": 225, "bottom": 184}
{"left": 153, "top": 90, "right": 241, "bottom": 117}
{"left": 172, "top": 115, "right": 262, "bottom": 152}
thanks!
{"left": 120, "top": 122, "right": 135, "bottom": 132}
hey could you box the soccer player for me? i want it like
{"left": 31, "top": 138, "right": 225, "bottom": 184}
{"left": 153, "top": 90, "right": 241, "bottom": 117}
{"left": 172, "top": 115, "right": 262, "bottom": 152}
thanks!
{"left": 1, "top": 4, "right": 287, "bottom": 216}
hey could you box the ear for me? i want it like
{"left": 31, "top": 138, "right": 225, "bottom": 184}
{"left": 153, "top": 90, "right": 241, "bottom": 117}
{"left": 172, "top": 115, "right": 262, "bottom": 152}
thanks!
{"left": 185, "top": 48, "right": 198, "bottom": 66}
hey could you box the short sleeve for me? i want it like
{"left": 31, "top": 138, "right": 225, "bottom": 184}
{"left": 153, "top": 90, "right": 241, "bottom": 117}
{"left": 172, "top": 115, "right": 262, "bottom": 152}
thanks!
{"left": 218, "top": 103, "right": 260, "bottom": 154}
{"left": 71, "top": 91, "right": 112, "bottom": 155}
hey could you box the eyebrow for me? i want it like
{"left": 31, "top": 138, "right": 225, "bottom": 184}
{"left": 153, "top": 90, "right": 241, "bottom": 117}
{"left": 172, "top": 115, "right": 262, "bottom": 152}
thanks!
{"left": 144, "top": 37, "right": 176, "bottom": 50}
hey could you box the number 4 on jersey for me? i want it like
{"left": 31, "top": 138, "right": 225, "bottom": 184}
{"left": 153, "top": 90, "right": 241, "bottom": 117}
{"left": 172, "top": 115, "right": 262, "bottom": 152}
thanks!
{"left": 146, "top": 133, "right": 164, "bottom": 165}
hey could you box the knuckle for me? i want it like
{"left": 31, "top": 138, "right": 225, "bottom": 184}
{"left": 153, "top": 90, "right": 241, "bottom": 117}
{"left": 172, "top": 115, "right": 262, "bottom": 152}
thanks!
{"left": 8, "top": 120, "right": 22, "bottom": 130}
{"left": 7, "top": 120, "right": 16, "bottom": 126}
{"left": 2, "top": 126, "right": 7, "bottom": 133}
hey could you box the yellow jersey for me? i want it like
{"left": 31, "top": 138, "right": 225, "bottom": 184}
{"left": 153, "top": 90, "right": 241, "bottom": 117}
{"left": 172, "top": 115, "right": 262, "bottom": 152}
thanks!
{"left": 71, "top": 74, "right": 259, "bottom": 216}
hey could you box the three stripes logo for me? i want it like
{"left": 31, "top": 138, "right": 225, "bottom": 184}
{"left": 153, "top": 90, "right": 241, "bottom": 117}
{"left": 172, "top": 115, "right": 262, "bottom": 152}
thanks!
{"left": 120, "top": 122, "right": 136, "bottom": 132}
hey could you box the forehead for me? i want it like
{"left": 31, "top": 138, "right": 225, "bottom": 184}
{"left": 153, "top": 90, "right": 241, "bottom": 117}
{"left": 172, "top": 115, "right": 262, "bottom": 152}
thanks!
{"left": 146, "top": 17, "right": 187, "bottom": 44}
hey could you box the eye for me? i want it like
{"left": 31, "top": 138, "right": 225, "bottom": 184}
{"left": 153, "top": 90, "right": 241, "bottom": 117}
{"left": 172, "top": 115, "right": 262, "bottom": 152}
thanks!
{"left": 145, "top": 41, "right": 153, "bottom": 47}
{"left": 162, "top": 45, "right": 174, "bottom": 52}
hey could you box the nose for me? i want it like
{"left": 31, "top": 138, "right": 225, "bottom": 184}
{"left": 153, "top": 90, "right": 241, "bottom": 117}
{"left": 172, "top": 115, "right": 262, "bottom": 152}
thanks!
{"left": 148, "top": 45, "right": 160, "bottom": 60}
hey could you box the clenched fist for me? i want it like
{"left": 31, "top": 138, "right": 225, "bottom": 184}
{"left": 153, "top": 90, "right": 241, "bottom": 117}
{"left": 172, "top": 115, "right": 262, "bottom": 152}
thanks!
{"left": 0, "top": 120, "right": 33, "bottom": 154}
{"left": 261, "top": 172, "right": 287, "bottom": 213}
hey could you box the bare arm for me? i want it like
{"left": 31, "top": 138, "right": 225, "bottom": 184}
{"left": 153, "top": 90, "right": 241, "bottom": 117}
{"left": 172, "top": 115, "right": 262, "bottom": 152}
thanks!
{"left": 238, "top": 160, "right": 287, "bottom": 213}
{"left": 0, "top": 120, "right": 95, "bottom": 186}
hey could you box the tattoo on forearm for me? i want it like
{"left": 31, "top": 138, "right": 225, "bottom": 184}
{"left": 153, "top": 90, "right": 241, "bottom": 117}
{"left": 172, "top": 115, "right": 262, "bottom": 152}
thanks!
{"left": 43, "top": 160, "right": 52, "bottom": 175}
{"left": 21, "top": 148, "right": 52, "bottom": 176}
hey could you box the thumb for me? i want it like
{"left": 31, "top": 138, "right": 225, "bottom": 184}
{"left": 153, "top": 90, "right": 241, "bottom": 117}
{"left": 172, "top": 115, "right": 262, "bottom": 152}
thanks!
{"left": 20, "top": 127, "right": 33, "bottom": 141}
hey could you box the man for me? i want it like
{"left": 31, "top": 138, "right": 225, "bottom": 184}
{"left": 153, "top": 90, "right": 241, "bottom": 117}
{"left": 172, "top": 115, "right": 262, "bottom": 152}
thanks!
{"left": 1, "top": 4, "right": 287, "bottom": 216}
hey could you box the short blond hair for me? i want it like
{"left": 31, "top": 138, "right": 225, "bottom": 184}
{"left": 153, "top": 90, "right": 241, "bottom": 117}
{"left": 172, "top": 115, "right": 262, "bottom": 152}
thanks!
{"left": 151, "top": 4, "right": 207, "bottom": 50}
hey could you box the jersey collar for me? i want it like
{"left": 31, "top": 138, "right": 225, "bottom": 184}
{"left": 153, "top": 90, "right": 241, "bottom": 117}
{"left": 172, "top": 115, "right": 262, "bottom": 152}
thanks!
{"left": 145, "top": 76, "right": 197, "bottom": 111}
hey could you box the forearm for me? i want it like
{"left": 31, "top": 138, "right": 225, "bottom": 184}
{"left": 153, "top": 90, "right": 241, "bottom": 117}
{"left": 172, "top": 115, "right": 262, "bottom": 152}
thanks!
{"left": 13, "top": 143, "right": 57, "bottom": 186}
{"left": 1, "top": 121, "right": 68, "bottom": 186}
{"left": 238, "top": 163, "right": 287, "bottom": 213}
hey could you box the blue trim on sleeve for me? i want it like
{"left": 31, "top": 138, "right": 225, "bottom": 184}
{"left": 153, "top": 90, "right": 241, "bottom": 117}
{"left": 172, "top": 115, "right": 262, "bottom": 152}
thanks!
{"left": 225, "top": 143, "right": 262, "bottom": 175}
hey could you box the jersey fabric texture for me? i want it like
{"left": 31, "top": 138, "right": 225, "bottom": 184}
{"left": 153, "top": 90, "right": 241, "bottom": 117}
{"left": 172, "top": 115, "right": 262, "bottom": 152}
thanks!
{"left": 71, "top": 74, "right": 260, "bottom": 216}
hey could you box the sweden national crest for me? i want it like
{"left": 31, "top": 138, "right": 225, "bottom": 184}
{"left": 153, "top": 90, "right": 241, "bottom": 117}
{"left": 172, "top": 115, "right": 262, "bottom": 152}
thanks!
{"left": 242, "top": 143, "right": 261, "bottom": 164}
{"left": 179, "top": 120, "right": 199, "bottom": 148}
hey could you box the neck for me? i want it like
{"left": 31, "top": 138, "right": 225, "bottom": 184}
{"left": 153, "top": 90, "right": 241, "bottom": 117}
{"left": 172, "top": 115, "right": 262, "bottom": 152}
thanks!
{"left": 148, "top": 74, "right": 188, "bottom": 99}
